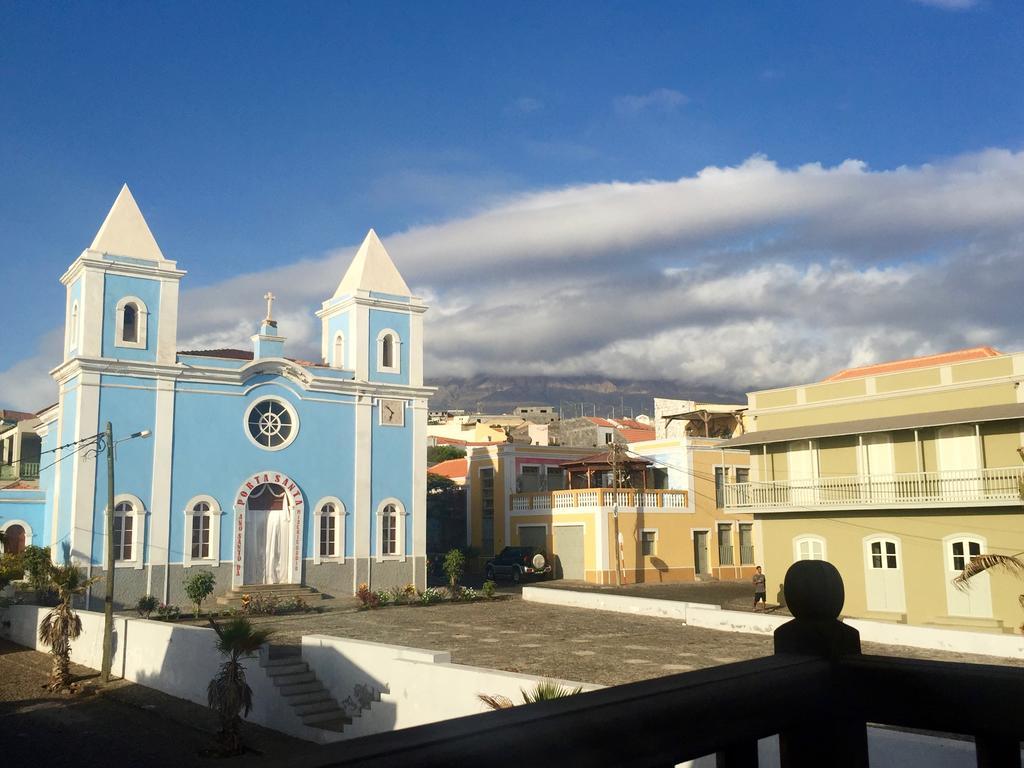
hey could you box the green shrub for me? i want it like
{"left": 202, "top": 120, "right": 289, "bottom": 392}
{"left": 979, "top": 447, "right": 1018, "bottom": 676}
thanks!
{"left": 22, "top": 545, "right": 53, "bottom": 599}
{"left": 482, "top": 580, "right": 496, "bottom": 599}
{"left": 183, "top": 570, "right": 216, "bottom": 617}
{"left": 156, "top": 603, "right": 181, "bottom": 621}
{"left": 419, "top": 587, "right": 445, "bottom": 605}
{"left": 243, "top": 592, "right": 280, "bottom": 615}
{"left": 443, "top": 548, "right": 465, "bottom": 590}
{"left": 136, "top": 595, "right": 159, "bottom": 618}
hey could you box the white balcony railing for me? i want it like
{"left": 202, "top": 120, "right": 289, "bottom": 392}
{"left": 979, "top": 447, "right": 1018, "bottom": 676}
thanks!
{"left": 721, "top": 466, "right": 1024, "bottom": 511}
{"left": 511, "top": 488, "right": 688, "bottom": 512}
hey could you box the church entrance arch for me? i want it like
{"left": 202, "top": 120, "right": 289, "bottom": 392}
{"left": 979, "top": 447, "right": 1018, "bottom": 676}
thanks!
{"left": 232, "top": 472, "right": 305, "bottom": 588}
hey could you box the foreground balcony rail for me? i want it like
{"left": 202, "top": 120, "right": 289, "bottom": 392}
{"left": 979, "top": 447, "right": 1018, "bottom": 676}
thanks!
{"left": 289, "top": 561, "right": 1024, "bottom": 768}
{"left": 510, "top": 487, "right": 688, "bottom": 512}
{"left": 722, "top": 465, "right": 1024, "bottom": 511}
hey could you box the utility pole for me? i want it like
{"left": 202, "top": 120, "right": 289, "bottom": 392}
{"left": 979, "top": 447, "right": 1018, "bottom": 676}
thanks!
{"left": 611, "top": 439, "right": 623, "bottom": 587}
{"left": 101, "top": 421, "right": 115, "bottom": 683}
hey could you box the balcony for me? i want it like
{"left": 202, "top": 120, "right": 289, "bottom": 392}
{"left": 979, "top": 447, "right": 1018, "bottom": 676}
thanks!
{"left": 722, "top": 466, "right": 1024, "bottom": 512}
{"left": 290, "top": 561, "right": 1024, "bottom": 768}
{"left": 0, "top": 461, "right": 39, "bottom": 481}
{"left": 510, "top": 487, "right": 688, "bottom": 512}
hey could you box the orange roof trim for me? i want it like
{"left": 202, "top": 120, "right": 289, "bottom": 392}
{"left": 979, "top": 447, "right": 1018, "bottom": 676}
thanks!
{"left": 823, "top": 347, "right": 1002, "bottom": 382}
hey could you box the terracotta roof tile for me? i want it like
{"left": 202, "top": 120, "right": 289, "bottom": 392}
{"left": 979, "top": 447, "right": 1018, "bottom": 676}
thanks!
{"left": 823, "top": 347, "right": 1002, "bottom": 382}
{"left": 428, "top": 458, "right": 468, "bottom": 479}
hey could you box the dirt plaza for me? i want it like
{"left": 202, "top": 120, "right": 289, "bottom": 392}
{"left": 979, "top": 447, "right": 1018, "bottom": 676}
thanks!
{"left": 238, "top": 592, "right": 1023, "bottom": 687}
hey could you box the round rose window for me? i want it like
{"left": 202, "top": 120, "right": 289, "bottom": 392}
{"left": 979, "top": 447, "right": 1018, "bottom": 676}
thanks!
{"left": 246, "top": 399, "right": 296, "bottom": 449}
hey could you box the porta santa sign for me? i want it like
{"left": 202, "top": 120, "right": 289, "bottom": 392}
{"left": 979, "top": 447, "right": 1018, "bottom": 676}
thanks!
{"left": 232, "top": 471, "right": 305, "bottom": 588}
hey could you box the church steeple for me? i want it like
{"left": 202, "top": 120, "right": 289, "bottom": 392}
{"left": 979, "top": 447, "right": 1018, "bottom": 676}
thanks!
{"left": 88, "top": 184, "right": 167, "bottom": 262}
{"left": 317, "top": 229, "right": 425, "bottom": 385}
{"left": 60, "top": 184, "right": 184, "bottom": 365}
{"left": 332, "top": 229, "right": 411, "bottom": 298}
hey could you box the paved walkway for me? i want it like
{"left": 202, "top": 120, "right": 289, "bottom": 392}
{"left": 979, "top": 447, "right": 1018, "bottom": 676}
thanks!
{"left": 0, "top": 638, "right": 303, "bottom": 765}
{"left": 240, "top": 596, "right": 1024, "bottom": 687}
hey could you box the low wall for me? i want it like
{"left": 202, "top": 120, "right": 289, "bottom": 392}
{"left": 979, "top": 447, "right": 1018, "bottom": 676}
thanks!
{"left": 523, "top": 588, "right": 1024, "bottom": 660}
{"left": 521, "top": 585, "right": 720, "bottom": 622}
{"left": 302, "top": 634, "right": 600, "bottom": 741}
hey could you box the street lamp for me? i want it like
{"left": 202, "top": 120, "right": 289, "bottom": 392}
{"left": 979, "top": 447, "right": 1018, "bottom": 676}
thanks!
{"left": 98, "top": 423, "right": 151, "bottom": 682}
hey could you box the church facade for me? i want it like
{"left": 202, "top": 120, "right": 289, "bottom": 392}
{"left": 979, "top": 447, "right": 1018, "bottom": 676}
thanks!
{"left": 10, "top": 186, "right": 430, "bottom": 608}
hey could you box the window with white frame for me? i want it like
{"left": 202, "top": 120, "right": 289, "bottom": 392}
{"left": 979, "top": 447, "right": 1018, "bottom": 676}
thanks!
{"left": 244, "top": 397, "right": 299, "bottom": 450}
{"left": 794, "top": 535, "right": 826, "bottom": 561}
{"left": 377, "top": 500, "right": 405, "bottom": 560}
{"left": 109, "top": 494, "right": 146, "bottom": 568}
{"left": 314, "top": 498, "right": 345, "bottom": 563}
{"left": 868, "top": 538, "right": 899, "bottom": 570}
{"left": 69, "top": 301, "right": 80, "bottom": 351}
{"left": 183, "top": 495, "right": 220, "bottom": 566}
{"left": 333, "top": 332, "right": 345, "bottom": 368}
{"left": 641, "top": 530, "right": 657, "bottom": 557}
{"left": 114, "top": 296, "right": 148, "bottom": 349}
{"left": 376, "top": 329, "right": 401, "bottom": 373}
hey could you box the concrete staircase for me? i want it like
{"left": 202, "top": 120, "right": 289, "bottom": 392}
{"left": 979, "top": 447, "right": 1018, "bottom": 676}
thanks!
{"left": 262, "top": 645, "right": 385, "bottom": 735}
{"left": 215, "top": 583, "right": 325, "bottom": 608}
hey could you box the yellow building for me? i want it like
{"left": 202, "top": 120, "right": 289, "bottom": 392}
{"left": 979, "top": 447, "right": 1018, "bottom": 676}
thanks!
{"left": 721, "top": 346, "right": 1024, "bottom": 631}
{"left": 465, "top": 411, "right": 753, "bottom": 585}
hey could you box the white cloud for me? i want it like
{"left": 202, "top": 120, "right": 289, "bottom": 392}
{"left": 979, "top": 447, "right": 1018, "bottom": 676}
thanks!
{"left": 614, "top": 88, "right": 689, "bottom": 116}
{"left": 4, "top": 148, "right": 1024, "bottom": 410}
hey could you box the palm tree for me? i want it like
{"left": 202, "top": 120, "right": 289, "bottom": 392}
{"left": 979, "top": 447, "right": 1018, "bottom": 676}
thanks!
{"left": 479, "top": 680, "right": 584, "bottom": 710}
{"left": 207, "top": 617, "right": 272, "bottom": 755}
{"left": 37, "top": 564, "right": 97, "bottom": 692}
{"left": 954, "top": 552, "right": 1024, "bottom": 624}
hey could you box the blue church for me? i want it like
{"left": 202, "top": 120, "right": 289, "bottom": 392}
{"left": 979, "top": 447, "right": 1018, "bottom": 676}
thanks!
{"left": 3, "top": 186, "right": 430, "bottom": 607}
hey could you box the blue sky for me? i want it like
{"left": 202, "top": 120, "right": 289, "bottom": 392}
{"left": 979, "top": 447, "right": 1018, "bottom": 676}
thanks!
{"left": 3, "top": 1, "right": 1024, "bottom": 409}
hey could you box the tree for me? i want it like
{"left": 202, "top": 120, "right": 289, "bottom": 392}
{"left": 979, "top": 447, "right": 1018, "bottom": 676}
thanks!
{"left": 207, "top": 617, "right": 273, "bottom": 755}
{"left": 22, "top": 545, "right": 54, "bottom": 602}
{"left": 443, "top": 548, "right": 465, "bottom": 591}
{"left": 38, "top": 564, "right": 97, "bottom": 692}
{"left": 954, "top": 553, "right": 1024, "bottom": 629}
{"left": 479, "top": 680, "right": 584, "bottom": 710}
{"left": 427, "top": 445, "right": 466, "bottom": 465}
{"left": 184, "top": 570, "right": 216, "bottom": 617}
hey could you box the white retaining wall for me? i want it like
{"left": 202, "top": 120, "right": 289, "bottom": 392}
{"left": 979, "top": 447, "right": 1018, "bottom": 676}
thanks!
{"left": 0, "top": 605, "right": 327, "bottom": 742}
{"left": 302, "top": 634, "right": 600, "bottom": 740}
{"left": 521, "top": 585, "right": 719, "bottom": 622}
{"left": 523, "top": 587, "right": 1024, "bottom": 660}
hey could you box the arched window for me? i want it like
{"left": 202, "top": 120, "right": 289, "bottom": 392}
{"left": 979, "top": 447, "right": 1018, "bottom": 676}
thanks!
{"left": 863, "top": 535, "right": 906, "bottom": 613}
{"left": 376, "top": 499, "right": 406, "bottom": 561}
{"left": 333, "top": 332, "right": 345, "bottom": 368}
{"left": 376, "top": 329, "right": 401, "bottom": 374}
{"left": 69, "top": 301, "right": 80, "bottom": 351}
{"left": 183, "top": 495, "right": 221, "bottom": 566}
{"left": 114, "top": 501, "right": 136, "bottom": 561}
{"left": 313, "top": 497, "right": 346, "bottom": 564}
{"left": 115, "top": 296, "right": 148, "bottom": 349}
{"left": 122, "top": 303, "right": 138, "bottom": 342}
{"left": 1, "top": 523, "right": 27, "bottom": 555}
{"left": 793, "top": 535, "right": 826, "bottom": 562}
{"left": 109, "top": 494, "right": 146, "bottom": 568}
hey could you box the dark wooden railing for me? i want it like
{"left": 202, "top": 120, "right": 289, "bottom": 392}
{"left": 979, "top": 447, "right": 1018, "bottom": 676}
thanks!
{"left": 285, "top": 561, "right": 1024, "bottom": 768}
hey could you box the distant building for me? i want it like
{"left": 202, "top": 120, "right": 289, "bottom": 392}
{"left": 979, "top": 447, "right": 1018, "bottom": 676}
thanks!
{"left": 514, "top": 405, "right": 560, "bottom": 423}
{"left": 554, "top": 416, "right": 655, "bottom": 448}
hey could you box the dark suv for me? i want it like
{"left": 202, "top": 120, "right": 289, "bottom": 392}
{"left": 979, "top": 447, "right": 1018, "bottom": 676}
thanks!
{"left": 485, "top": 546, "right": 553, "bottom": 583}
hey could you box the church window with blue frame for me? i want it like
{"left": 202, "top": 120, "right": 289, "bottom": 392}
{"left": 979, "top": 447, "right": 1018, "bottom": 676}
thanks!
{"left": 246, "top": 398, "right": 297, "bottom": 449}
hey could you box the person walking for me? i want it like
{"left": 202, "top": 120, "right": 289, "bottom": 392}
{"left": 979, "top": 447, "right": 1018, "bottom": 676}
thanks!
{"left": 752, "top": 566, "right": 767, "bottom": 611}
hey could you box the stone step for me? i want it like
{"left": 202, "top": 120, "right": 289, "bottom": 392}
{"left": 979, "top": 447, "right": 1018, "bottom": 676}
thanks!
{"left": 278, "top": 680, "right": 325, "bottom": 696}
{"left": 215, "top": 584, "right": 325, "bottom": 606}
{"left": 272, "top": 671, "right": 316, "bottom": 686}
{"left": 283, "top": 689, "right": 335, "bottom": 705}
{"left": 308, "top": 716, "right": 350, "bottom": 733}
{"left": 265, "top": 654, "right": 304, "bottom": 667}
{"left": 293, "top": 699, "right": 342, "bottom": 716}
{"left": 302, "top": 709, "right": 352, "bottom": 727}
{"left": 266, "top": 663, "right": 309, "bottom": 677}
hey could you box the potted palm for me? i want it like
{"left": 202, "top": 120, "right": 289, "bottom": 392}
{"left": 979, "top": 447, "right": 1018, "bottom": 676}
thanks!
{"left": 38, "top": 563, "right": 97, "bottom": 692}
{"left": 206, "top": 617, "right": 273, "bottom": 755}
